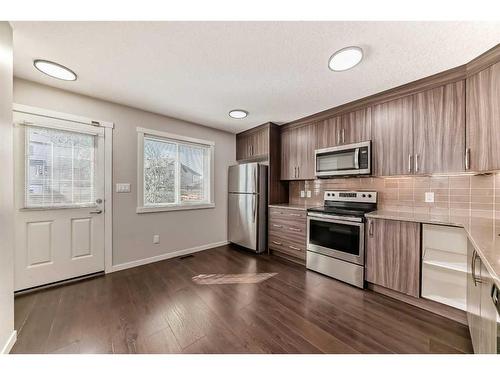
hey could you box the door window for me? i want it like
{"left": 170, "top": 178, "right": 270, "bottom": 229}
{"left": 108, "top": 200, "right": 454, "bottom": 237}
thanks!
{"left": 25, "top": 126, "right": 96, "bottom": 208}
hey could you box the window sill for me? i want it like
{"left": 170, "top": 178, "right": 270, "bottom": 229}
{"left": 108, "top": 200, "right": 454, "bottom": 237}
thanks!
{"left": 136, "top": 203, "right": 215, "bottom": 214}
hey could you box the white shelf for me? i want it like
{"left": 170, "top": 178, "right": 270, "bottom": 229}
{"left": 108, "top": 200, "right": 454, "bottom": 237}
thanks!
{"left": 422, "top": 258, "right": 467, "bottom": 274}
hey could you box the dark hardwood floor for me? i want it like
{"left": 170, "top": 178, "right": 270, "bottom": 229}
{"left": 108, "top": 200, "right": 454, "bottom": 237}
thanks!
{"left": 12, "top": 245, "right": 473, "bottom": 354}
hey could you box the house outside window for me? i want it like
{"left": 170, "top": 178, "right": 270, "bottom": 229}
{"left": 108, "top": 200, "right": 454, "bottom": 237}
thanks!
{"left": 136, "top": 127, "right": 215, "bottom": 213}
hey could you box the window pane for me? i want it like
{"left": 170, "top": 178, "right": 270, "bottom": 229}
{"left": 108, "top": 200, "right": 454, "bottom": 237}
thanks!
{"left": 144, "top": 137, "right": 176, "bottom": 205}
{"left": 179, "top": 144, "right": 207, "bottom": 203}
{"left": 26, "top": 126, "right": 95, "bottom": 208}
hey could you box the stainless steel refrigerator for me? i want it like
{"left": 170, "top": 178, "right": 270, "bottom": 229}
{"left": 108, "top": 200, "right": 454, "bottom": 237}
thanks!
{"left": 228, "top": 163, "right": 267, "bottom": 253}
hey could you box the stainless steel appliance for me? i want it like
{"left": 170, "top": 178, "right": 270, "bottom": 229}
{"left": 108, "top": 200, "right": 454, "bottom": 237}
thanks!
{"left": 228, "top": 163, "right": 268, "bottom": 253}
{"left": 315, "top": 141, "right": 371, "bottom": 177}
{"left": 306, "top": 190, "right": 377, "bottom": 288}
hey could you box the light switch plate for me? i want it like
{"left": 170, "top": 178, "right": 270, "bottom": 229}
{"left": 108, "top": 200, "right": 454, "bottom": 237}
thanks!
{"left": 306, "top": 191, "right": 312, "bottom": 198}
{"left": 300, "top": 190, "right": 305, "bottom": 198}
{"left": 116, "top": 183, "right": 131, "bottom": 193}
{"left": 153, "top": 234, "right": 160, "bottom": 244}
{"left": 425, "top": 192, "right": 435, "bottom": 203}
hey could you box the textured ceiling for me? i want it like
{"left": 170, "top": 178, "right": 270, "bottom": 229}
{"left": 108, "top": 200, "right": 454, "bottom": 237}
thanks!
{"left": 11, "top": 21, "right": 500, "bottom": 133}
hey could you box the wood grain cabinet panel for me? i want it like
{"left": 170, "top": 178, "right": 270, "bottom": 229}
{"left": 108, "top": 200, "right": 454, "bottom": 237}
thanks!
{"left": 268, "top": 207, "right": 307, "bottom": 262}
{"left": 236, "top": 126, "right": 269, "bottom": 161}
{"left": 280, "top": 128, "right": 295, "bottom": 180}
{"left": 466, "top": 61, "right": 500, "bottom": 172}
{"left": 413, "top": 81, "right": 466, "bottom": 174}
{"left": 281, "top": 124, "right": 316, "bottom": 180}
{"left": 372, "top": 97, "right": 414, "bottom": 176}
{"left": 341, "top": 107, "right": 372, "bottom": 145}
{"left": 315, "top": 117, "right": 341, "bottom": 149}
{"left": 236, "top": 133, "right": 249, "bottom": 160}
{"left": 365, "top": 218, "right": 421, "bottom": 297}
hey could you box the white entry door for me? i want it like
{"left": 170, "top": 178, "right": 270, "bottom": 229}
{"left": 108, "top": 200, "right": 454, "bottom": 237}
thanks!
{"left": 14, "top": 112, "right": 106, "bottom": 291}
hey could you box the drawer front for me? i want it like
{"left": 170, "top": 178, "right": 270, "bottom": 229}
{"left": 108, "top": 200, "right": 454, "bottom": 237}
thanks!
{"left": 269, "top": 235, "right": 306, "bottom": 260}
{"left": 269, "top": 223, "right": 306, "bottom": 245}
{"left": 269, "top": 207, "right": 307, "bottom": 220}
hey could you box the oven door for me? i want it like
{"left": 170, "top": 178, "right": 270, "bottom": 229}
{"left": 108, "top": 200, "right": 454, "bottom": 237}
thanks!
{"left": 307, "top": 214, "right": 365, "bottom": 265}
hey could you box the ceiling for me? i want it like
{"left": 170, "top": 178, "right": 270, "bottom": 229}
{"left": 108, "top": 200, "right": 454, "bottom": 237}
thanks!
{"left": 11, "top": 21, "right": 500, "bottom": 133}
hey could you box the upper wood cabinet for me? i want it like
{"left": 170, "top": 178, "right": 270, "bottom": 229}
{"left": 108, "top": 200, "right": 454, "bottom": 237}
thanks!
{"left": 372, "top": 97, "right": 414, "bottom": 176}
{"left": 412, "top": 81, "right": 466, "bottom": 174}
{"left": 281, "top": 124, "right": 316, "bottom": 180}
{"left": 315, "top": 108, "right": 371, "bottom": 150}
{"left": 365, "top": 218, "right": 421, "bottom": 297}
{"left": 466, "top": 61, "right": 500, "bottom": 172}
{"left": 236, "top": 126, "right": 269, "bottom": 161}
{"left": 315, "top": 116, "right": 340, "bottom": 149}
{"left": 340, "top": 107, "right": 372, "bottom": 145}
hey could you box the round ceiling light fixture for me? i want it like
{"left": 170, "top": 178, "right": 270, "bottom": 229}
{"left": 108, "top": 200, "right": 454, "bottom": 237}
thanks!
{"left": 33, "top": 59, "right": 77, "bottom": 81}
{"left": 328, "top": 46, "right": 363, "bottom": 72}
{"left": 229, "top": 109, "right": 248, "bottom": 119}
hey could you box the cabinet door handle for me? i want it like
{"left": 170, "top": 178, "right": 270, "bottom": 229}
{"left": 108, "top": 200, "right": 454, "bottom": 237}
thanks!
{"left": 289, "top": 245, "right": 302, "bottom": 251}
{"left": 415, "top": 154, "right": 419, "bottom": 173}
{"left": 408, "top": 154, "right": 413, "bottom": 173}
{"left": 368, "top": 220, "right": 374, "bottom": 237}
{"left": 472, "top": 250, "right": 482, "bottom": 286}
{"left": 337, "top": 129, "right": 340, "bottom": 144}
{"left": 289, "top": 213, "right": 302, "bottom": 217}
{"left": 272, "top": 224, "right": 283, "bottom": 228}
{"left": 465, "top": 148, "right": 470, "bottom": 170}
{"left": 342, "top": 128, "right": 345, "bottom": 144}
{"left": 297, "top": 166, "right": 300, "bottom": 178}
{"left": 272, "top": 240, "right": 283, "bottom": 246}
{"left": 288, "top": 227, "right": 302, "bottom": 232}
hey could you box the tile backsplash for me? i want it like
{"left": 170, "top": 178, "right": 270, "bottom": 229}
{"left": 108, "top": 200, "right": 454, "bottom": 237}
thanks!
{"left": 289, "top": 173, "right": 500, "bottom": 218}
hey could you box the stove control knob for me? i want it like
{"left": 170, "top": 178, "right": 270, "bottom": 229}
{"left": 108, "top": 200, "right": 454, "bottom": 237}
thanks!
{"left": 368, "top": 194, "right": 372, "bottom": 198}
{"left": 327, "top": 193, "right": 331, "bottom": 197}
{"left": 332, "top": 193, "right": 335, "bottom": 196}
{"left": 362, "top": 194, "right": 366, "bottom": 198}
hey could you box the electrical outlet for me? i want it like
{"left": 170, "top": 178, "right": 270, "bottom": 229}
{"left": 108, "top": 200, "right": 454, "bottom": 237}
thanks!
{"left": 116, "top": 183, "right": 131, "bottom": 193}
{"left": 306, "top": 190, "right": 311, "bottom": 198}
{"left": 153, "top": 234, "right": 160, "bottom": 244}
{"left": 300, "top": 190, "right": 305, "bottom": 198}
{"left": 425, "top": 192, "right": 435, "bottom": 203}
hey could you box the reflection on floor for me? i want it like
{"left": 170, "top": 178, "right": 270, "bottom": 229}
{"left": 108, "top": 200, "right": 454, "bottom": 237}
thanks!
{"left": 192, "top": 272, "right": 278, "bottom": 285}
{"left": 12, "top": 244, "right": 473, "bottom": 354}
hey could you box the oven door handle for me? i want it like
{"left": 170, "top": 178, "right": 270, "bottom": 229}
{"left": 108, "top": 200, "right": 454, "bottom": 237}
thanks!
{"left": 307, "top": 212, "right": 363, "bottom": 225}
{"left": 307, "top": 214, "right": 364, "bottom": 227}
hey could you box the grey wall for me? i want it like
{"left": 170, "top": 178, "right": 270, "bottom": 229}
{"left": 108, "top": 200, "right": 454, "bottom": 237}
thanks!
{"left": 0, "top": 22, "right": 14, "bottom": 352}
{"left": 14, "top": 78, "right": 236, "bottom": 266}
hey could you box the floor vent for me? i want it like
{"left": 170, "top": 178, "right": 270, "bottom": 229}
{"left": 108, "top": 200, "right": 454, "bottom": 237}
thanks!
{"left": 179, "top": 254, "right": 194, "bottom": 260}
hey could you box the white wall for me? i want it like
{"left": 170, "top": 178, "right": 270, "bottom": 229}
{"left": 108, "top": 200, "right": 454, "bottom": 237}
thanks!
{"left": 0, "top": 22, "right": 15, "bottom": 353}
{"left": 14, "top": 78, "right": 236, "bottom": 267}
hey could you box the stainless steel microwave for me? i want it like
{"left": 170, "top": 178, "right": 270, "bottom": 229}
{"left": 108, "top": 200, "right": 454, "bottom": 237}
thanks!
{"left": 315, "top": 140, "right": 371, "bottom": 177}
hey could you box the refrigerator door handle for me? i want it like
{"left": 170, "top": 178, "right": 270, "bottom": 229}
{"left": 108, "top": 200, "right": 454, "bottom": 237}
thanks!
{"left": 252, "top": 194, "right": 256, "bottom": 223}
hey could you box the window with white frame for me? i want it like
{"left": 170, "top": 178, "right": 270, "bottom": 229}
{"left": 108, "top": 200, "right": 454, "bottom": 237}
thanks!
{"left": 137, "top": 128, "right": 214, "bottom": 212}
{"left": 25, "top": 125, "right": 96, "bottom": 208}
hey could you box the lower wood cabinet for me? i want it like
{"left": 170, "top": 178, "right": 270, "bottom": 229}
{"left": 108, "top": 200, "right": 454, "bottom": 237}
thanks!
{"left": 466, "top": 241, "right": 498, "bottom": 354}
{"left": 268, "top": 207, "right": 306, "bottom": 263}
{"left": 365, "top": 218, "right": 421, "bottom": 297}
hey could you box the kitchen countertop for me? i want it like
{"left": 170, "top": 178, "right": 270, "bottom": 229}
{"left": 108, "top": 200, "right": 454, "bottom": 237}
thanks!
{"left": 268, "top": 203, "right": 317, "bottom": 211}
{"left": 366, "top": 210, "right": 500, "bottom": 288}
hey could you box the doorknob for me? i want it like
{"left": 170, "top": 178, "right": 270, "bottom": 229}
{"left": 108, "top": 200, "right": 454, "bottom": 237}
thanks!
{"left": 89, "top": 209, "right": 103, "bottom": 214}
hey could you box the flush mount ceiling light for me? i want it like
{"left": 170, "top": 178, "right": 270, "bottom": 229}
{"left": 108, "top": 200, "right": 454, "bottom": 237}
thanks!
{"left": 328, "top": 46, "right": 363, "bottom": 72}
{"left": 33, "top": 59, "right": 77, "bottom": 81}
{"left": 229, "top": 109, "right": 248, "bottom": 119}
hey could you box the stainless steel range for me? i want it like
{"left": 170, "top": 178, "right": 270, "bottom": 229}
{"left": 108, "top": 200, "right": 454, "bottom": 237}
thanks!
{"left": 306, "top": 190, "right": 377, "bottom": 288}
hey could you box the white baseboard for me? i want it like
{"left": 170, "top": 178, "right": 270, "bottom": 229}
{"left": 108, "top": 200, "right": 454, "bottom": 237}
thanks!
{"left": 1, "top": 330, "right": 17, "bottom": 354}
{"left": 109, "top": 240, "right": 230, "bottom": 273}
